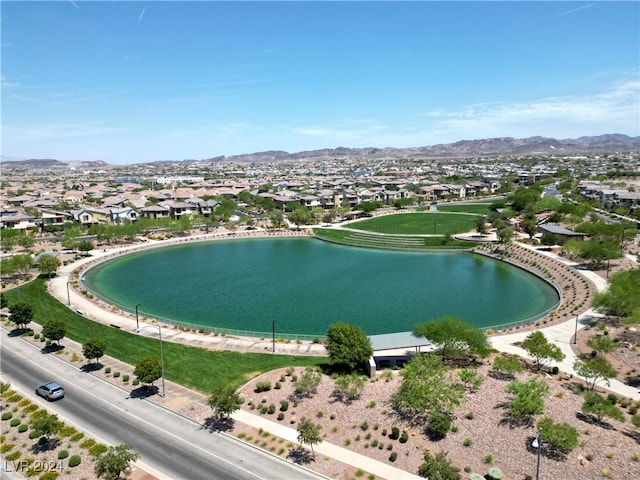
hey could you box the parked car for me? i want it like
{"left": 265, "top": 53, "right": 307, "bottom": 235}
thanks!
{"left": 35, "top": 381, "right": 65, "bottom": 401}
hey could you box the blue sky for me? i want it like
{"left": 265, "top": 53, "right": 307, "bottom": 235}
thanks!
{"left": 2, "top": 1, "right": 639, "bottom": 164}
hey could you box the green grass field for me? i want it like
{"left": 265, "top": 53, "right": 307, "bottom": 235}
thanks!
{"left": 346, "top": 212, "right": 476, "bottom": 235}
{"left": 436, "top": 203, "right": 493, "bottom": 215}
{"left": 3, "top": 280, "right": 325, "bottom": 393}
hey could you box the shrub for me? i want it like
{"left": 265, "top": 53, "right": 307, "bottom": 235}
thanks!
{"left": 486, "top": 467, "right": 504, "bottom": 480}
{"left": 88, "top": 443, "right": 108, "bottom": 458}
{"left": 607, "top": 393, "right": 619, "bottom": 405}
{"left": 389, "top": 426, "right": 400, "bottom": 440}
{"left": 463, "top": 438, "right": 473, "bottom": 447}
{"left": 105, "top": 367, "right": 111, "bottom": 374}
{"left": 399, "top": 432, "right": 409, "bottom": 443}
{"left": 389, "top": 452, "right": 397, "bottom": 462}
{"left": 57, "top": 450, "right": 69, "bottom": 459}
{"left": 279, "top": 400, "right": 289, "bottom": 412}
{"left": 39, "top": 472, "right": 59, "bottom": 480}
{"left": 10, "top": 418, "right": 20, "bottom": 427}
{"left": 274, "top": 382, "right": 281, "bottom": 390}
{"left": 1, "top": 412, "right": 12, "bottom": 420}
{"left": 360, "top": 420, "right": 369, "bottom": 431}
{"left": 427, "top": 412, "right": 452, "bottom": 440}
{"left": 68, "top": 455, "right": 81, "bottom": 467}
{"left": 122, "top": 375, "right": 129, "bottom": 382}
{"left": 18, "top": 424, "right": 28, "bottom": 433}
{"left": 255, "top": 381, "right": 271, "bottom": 393}
{"left": 113, "top": 371, "right": 121, "bottom": 378}
{"left": 133, "top": 379, "right": 140, "bottom": 386}
{"left": 267, "top": 404, "right": 276, "bottom": 415}
{"left": 483, "top": 454, "right": 494, "bottom": 464}
{"left": 277, "top": 413, "right": 285, "bottom": 421}
{"left": 28, "top": 430, "right": 40, "bottom": 439}
{"left": 466, "top": 411, "right": 475, "bottom": 420}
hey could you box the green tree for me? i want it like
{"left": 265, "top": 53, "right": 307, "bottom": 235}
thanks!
{"left": 134, "top": 356, "right": 162, "bottom": 387}
{"left": 94, "top": 444, "right": 140, "bottom": 480}
{"left": 540, "top": 232, "right": 558, "bottom": 246}
{"left": 37, "top": 254, "right": 61, "bottom": 278}
{"left": 12, "top": 254, "right": 34, "bottom": 279}
{"left": 76, "top": 239, "right": 95, "bottom": 256}
{"left": 475, "top": 215, "right": 487, "bottom": 235}
{"left": 592, "top": 268, "right": 640, "bottom": 321}
{"left": 207, "top": 385, "right": 243, "bottom": 418}
{"left": 333, "top": 373, "right": 366, "bottom": 402}
{"left": 581, "top": 392, "right": 625, "bottom": 424}
{"left": 288, "top": 208, "right": 311, "bottom": 229}
{"left": 293, "top": 367, "right": 322, "bottom": 398}
{"left": 522, "top": 218, "right": 538, "bottom": 239}
{"left": 0, "top": 292, "right": 7, "bottom": 309}
{"left": 537, "top": 417, "right": 579, "bottom": 456}
{"left": 8, "top": 301, "right": 33, "bottom": 330}
{"left": 521, "top": 331, "right": 565, "bottom": 370}
{"left": 41, "top": 319, "right": 66, "bottom": 346}
{"left": 492, "top": 353, "right": 524, "bottom": 379}
{"left": 505, "top": 378, "right": 550, "bottom": 421}
{"left": 392, "top": 353, "right": 466, "bottom": 420}
{"left": 268, "top": 210, "right": 284, "bottom": 228}
{"left": 17, "top": 232, "right": 35, "bottom": 252}
{"left": 296, "top": 419, "right": 323, "bottom": 459}
{"left": 413, "top": 316, "right": 490, "bottom": 362}
{"left": 417, "top": 450, "right": 461, "bottom": 480}
{"left": 30, "top": 412, "right": 61, "bottom": 443}
{"left": 83, "top": 337, "right": 108, "bottom": 364}
{"left": 573, "top": 356, "right": 618, "bottom": 391}
{"left": 325, "top": 322, "right": 373, "bottom": 372}
{"left": 586, "top": 334, "right": 619, "bottom": 355}
{"left": 496, "top": 226, "right": 513, "bottom": 246}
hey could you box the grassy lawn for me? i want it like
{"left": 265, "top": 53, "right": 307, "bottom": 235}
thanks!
{"left": 436, "top": 203, "right": 494, "bottom": 215}
{"left": 346, "top": 212, "right": 476, "bottom": 235}
{"left": 3, "top": 280, "right": 326, "bottom": 393}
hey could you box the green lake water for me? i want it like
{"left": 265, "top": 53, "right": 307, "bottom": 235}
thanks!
{"left": 81, "top": 237, "right": 559, "bottom": 337}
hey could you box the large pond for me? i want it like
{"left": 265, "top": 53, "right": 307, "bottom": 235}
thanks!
{"left": 81, "top": 237, "right": 559, "bottom": 337}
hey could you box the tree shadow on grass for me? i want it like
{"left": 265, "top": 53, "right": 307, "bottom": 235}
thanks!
{"left": 202, "top": 416, "right": 234, "bottom": 433}
{"left": 128, "top": 385, "right": 158, "bottom": 399}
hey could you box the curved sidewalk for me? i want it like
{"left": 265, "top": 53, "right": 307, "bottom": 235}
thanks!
{"left": 490, "top": 242, "right": 639, "bottom": 401}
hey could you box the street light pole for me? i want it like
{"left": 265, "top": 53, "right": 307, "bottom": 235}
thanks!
{"left": 574, "top": 314, "right": 579, "bottom": 345}
{"left": 272, "top": 320, "right": 276, "bottom": 353}
{"left": 66, "top": 282, "right": 71, "bottom": 306}
{"left": 135, "top": 304, "right": 141, "bottom": 332}
{"left": 533, "top": 430, "right": 541, "bottom": 480}
{"left": 158, "top": 326, "right": 165, "bottom": 398}
{"left": 137, "top": 325, "right": 165, "bottom": 397}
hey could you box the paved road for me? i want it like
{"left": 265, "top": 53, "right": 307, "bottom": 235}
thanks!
{"left": 0, "top": 333, "right": 325, "bottom": 480}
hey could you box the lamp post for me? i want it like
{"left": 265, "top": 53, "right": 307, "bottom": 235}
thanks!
{"left": 532, "top": 430, "right": 542, "bottom": 480}
{"left": 135, "top": 304, "right": 141, "bottom": 332}
{"left": 574, "top": 314, "right": 579, "bottom": 345}
{"left": 272, "top": 320, "right": 276, "bottom": 353}
{"left": 66, "top": 282, "right": 72, "bottom": 306}
{"left": 138, "top": 325, "right": 165, "bottom": 397}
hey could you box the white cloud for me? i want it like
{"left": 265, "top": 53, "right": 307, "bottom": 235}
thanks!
{"left": 420, "top": 79, "right": 640, "bottom": 142}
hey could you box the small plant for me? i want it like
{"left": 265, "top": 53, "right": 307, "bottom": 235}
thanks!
{"left": 316, "top": 411, "right": 324, "bottom": 418}
{"left": 466, "top": 411, "right": 475, "bottom": 420}
{"left": 255, "top": 381, "right": 271, "bottom": 393}
{"left": 68, "top": 455, "right": 82, "bottom": 467}
{"left": 483, "top": 454, "right": 494, "bottom": 464}
{"left": 367, "top": 400, "right": 377, "bottom": 409}
{"left": 122, "top": 375, "right": 129, "bottom": 382}
{"left": 113, "top": 371, "right": 121, "bottom": 378}
{"left": 360, "top": 420, "right": 369, "bottom": 431}
{"left": 389, "top": 426, "right": 400, "bottom": 440}
{"left": 105, "top": 367, "right": 111, "bottom": 374}
{"left": 463, "top": 438, "right": 473, "bottom": 447}
{"left": 277, "top": 413, "right": 284, "bottom": 421}
{"left": 389, "top": 452, "right": 397, "bottom": 462}
{"left": 399, "top": 432, "right": 409, "bottom": 443}
{"left": 58, "top": 450, "right": 69, "bottom": 459}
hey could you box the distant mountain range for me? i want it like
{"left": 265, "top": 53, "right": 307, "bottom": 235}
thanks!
{"left": 2, "top": 134, "right": 638, "bottom": 169}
